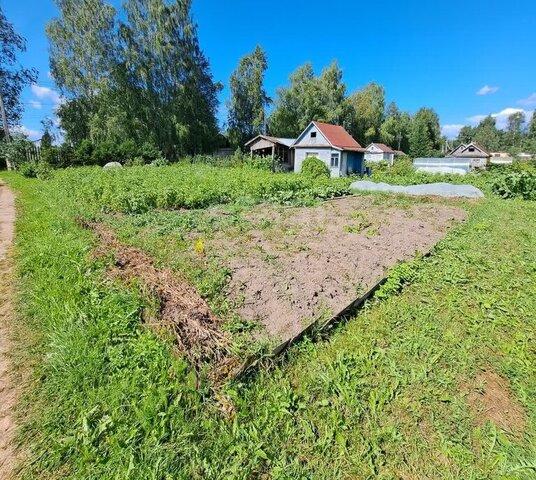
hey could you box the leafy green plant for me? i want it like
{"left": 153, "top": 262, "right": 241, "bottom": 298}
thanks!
{"left": 301, "top": 156, "right": 330, "bottom": 179}
{"left": 492, "top": 171, "right": 536, "bottom": 200}
{"left": 18, "top": 160, "right": 52, "bottom": 179}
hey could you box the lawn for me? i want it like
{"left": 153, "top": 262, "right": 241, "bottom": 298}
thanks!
{"left": 2, "top": 164, "right": 536, "bottom": 479}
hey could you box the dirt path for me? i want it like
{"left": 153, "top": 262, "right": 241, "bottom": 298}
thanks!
{"left": 0, "top": 180, "right": 18, "bottom": 479}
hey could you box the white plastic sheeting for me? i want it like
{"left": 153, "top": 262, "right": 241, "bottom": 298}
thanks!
{"left": 349, "top": 181, "right": 484, "bottom": 198}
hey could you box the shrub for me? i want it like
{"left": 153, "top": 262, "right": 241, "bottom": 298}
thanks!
{"left": 138, "top": 142, "right": 163, "bottom": 164}
{"left": 74, "top": 139, "right": 94, "bottom": 165}
{"left": 390, "top": 157, "right": 415, "bottom": 176}
{"left": 301, "top": 156, "right": 330, "bottom": 179}
{"left": 492, "top": 171, "right": 536, "bottom": 200}
{"left": 18, "top": 160, "right": 52, "bottom": 179}
{"left": 92, "top": 141, "right": 122, "bottom": 166}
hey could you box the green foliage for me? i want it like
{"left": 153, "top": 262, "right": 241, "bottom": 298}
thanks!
{"left": 268, "top": 62, "right": 348, "bottom": 138}
{"left": 55, "top": 163, "right": 352, "bottom": 214}
{"left": 4, "top": 169, "right": 536, "bottom": 478}
{"left": 0, "top": 6, "right": 38, "bottom": 137}
{"left": 374, "top": 260, "right": 420, "bottom": 300}
{"left": 17, "top": 160, "right": 52, "bottom": 179}
{"left": 301, "top": 156, "right": 330, "bottom": 179}
{"left": 346, "top": 81, "right": 385, "bottom": 145}
{"left": 492, "top": 171, "right": 536, "bottom": 200}
{"left": 409, "top": 107, "right": 441, "bottom": 157}
{"left": 47, "top": 0, "right": 220, "bottom": 156}
{"left": 227, "top": 45, "right": 271, "bottom": 148}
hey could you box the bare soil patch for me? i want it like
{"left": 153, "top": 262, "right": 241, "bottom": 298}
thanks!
{"left": 465, "top": 370, "right": 528, "bottom": 437}
{"left": 210, "top": 196, "right": 466, "bottom": 341}
{"left": 82, "top": 221, "right": 234, "bottom": 373}
{"left": 0, "top": 181, "right": 18, "bottom": 479}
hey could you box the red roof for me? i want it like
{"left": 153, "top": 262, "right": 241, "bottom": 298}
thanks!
{"left": 313, "top": 121, "right": 363, "bottom": 150}
{"left": 369, "top": 143, "right": 394, "bottom": 153}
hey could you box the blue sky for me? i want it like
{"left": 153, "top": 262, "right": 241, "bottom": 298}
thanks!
{"left": 3, "top": 0, "right": 536, "bottom": 141}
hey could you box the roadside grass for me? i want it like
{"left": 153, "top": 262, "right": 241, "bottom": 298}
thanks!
{"left": 2, "top": 169, "right": 536, "bottom": 479}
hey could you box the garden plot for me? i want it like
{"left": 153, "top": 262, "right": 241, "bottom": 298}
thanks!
{"left": 208, "top": 196, "right": 466, "bottom": 341}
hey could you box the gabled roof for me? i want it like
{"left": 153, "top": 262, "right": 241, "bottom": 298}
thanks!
{"left": 366, "top": 143, "right": 394, "bottom": 153}
{"left": 293, "top": 121, "right": 365, "bottom": 151}
{"left": 447, "top": 141, "right": 490, "bottom": 158}
{"left": 245, "top": 135, "right": 296, "bottom": 148}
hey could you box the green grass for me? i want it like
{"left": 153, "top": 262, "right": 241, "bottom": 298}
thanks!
{"left": 2, "top": 165, "right": 536, "bottom": 479}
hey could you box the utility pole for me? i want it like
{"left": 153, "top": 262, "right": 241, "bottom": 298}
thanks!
{"left": 0, "top": 89, "right": 14, "bottom": 171}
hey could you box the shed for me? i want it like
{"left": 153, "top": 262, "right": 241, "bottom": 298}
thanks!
{"left": 245, "top": 135, "right": 296, "bottom": 171}
{"left": 364, "top": 143, "right": 399, "bottom": 166}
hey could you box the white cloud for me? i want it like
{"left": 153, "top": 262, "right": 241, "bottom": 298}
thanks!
{"left": 29, "top": 100, "right": 42, "bottom": 109}
{"left": 517, "top": 93, "right": 536, "bottom": 107}
{"left": 467, "top": 107, "right": 533, "bottom": 129}
{"left": 12, "top": 125, "right": 41, "bottom": 141}
{"left": 30, "top": 84, "right": 64, "bottom": 105}
{"left": 441, "top": 124, "right": 464, "bottom": 139}
{"left": 476, "top": 85, "right": 499, "bottom": 96}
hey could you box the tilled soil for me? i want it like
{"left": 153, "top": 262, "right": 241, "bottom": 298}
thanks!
{"left": 211, "top": 196, "right": 466, "bottom": 341}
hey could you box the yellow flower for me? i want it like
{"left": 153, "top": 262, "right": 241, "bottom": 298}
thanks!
{"left": 194, "top": 240, "right": 205, "bottom": 256}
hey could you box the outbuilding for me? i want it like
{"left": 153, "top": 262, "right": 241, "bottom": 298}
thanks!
{"left": 292, "top": 121, "right": 366, "bottom": 177}
{"left": 364, "top": 143, "right": 400, "bottom": 166}
{"left": 245, "top": 135, "right": 296, "bottom": 171}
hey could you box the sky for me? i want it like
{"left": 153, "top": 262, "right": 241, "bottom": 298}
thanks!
{"left": 3, "top": 0, "right": 536, "bottom": 142}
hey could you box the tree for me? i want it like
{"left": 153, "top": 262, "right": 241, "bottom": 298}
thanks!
{"left": 227, "top": 45, "right": 270, "bottom": 148}
{"left": 40, "top": 118, "right": 55, "bottom": 149}
{"left": 473, "top": 115, "right": 500, "bottom": 151}
{"left": 506, "top": 111, "right": 526, "bottom": 147}
{"left": 456, "top": 125, "right": 475, "bottom": 145}
{"left": 47, "top": 0, "right": 118, "bottom": 144}
{"left": 48, "top": 0, "right": 221, "bottom": 156}
{"left": 121, "top": 0, "right": 221, "bottom": 155}
{"left": 0, "top": 6, "right": 38, "bottom": 142}
{"left": 380, "top": 102, "right": 411, "bottom": 152}
{"left": 528, "top": 112, "right": 536, "bottom": 139}
{"left": 346, "top": 82, "right": 385, "bottom": 145}
{"left": 268, "top": 61, "right": 347, "bottom": 138}
{"left": 409, "top": 108, "right": 441, "bottom": 157}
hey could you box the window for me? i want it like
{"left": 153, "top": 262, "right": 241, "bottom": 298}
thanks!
{"left": 330, "top": 153, "right": 339, "bottom": 167}
{"left": 305, "top": 152, "right": 317, "bottom": 158}
{"left": 468, "top": 147, "right": 475, "bottom": 152}
{"left": 310, "top": 131, "right": 317, "bottom": 138}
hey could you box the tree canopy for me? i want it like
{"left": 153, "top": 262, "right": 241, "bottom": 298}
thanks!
{"left": 47, "top": 0, "right": 221, "bottom": 157}
{"left": 0, "top": 5, "right": 38, "bottom": 139}
{"left": 227, "top": 45, "right": 270, "bottom": 148}
{"left": 268, "top": 62, "right": 347, "bottom": 138}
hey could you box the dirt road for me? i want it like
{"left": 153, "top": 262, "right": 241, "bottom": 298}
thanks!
{"left": 0, "top": 180, "right": 18, "bottom": 479}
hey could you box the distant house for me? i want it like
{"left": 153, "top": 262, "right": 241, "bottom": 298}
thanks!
{"left": 292, "top": 121, "right": 365, "bottom": 177}
{"left": 245, "top": 135, "right": 296, "bottom": 171}
{"left": 446, "top": 142, "right": 490, "bottom": 169}
{"left": 447, "top": 142, "right": 490, "bottom": 159}
{"left": 364, "top": 143, "right": 401, "bottom": 165}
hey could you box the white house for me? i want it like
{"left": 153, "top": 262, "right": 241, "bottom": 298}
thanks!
{"left": 364, "top": 143, "right": 398, "bottom": 165}
{"left": 292, "top": 121, "right": 366, "bottom": 177}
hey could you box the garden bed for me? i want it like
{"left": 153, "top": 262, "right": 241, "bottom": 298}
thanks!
{"left": 207, "top": 196, "right": 467, "bottom": 342}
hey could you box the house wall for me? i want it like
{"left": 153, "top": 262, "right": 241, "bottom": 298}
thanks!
{"left": 365, "top": 152, "right": 394, "bottom": 164}
{"left": 295, "top": 147, "right": 348, "bottom": 177}
{"left": 293, "top": 123, "right": 330, "bottom": 147}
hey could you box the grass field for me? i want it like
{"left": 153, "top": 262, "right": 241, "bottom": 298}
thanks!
{"left": 2, "top": 164, "right": 536, "bottom": 479}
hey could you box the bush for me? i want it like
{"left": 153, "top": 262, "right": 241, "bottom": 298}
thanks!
{"left": 389, "top": 157, "right": 415, "bottom": 176}
{"left": 18, "top": 160, "right": 52, "bottom": 179}
{"left": 301, "top": 156, "right": 330, "bottom": 179}
{"left": 74, "top": 139, "right": 94, "bottom": 165}
{"left": 492, "top": 171, "right": 536, "bottom": 200}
